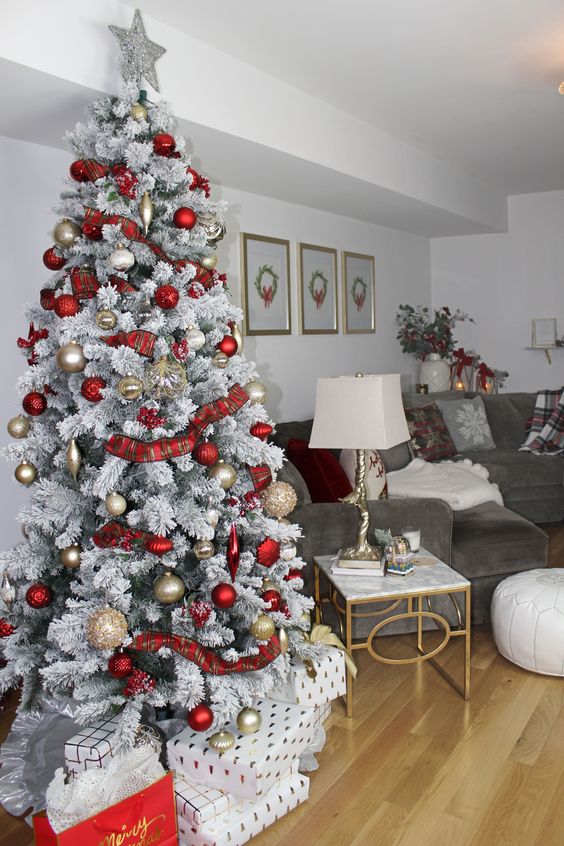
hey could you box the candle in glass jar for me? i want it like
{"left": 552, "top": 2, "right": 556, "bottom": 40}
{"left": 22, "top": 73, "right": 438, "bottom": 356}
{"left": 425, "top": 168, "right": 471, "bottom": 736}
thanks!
{"left": 402, "top": 527, "right": 421, "bottom": 553}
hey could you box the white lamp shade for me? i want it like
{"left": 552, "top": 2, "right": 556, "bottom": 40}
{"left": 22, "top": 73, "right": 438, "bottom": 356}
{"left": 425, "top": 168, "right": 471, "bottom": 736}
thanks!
{"left": 309, "top": 373, "right": 409, "bottom": 450}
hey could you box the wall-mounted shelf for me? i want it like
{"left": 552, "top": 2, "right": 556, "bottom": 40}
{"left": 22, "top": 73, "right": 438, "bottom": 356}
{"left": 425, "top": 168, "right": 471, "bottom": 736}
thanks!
{"left": 525, "top": 346, "right": 564, "bottom": 364}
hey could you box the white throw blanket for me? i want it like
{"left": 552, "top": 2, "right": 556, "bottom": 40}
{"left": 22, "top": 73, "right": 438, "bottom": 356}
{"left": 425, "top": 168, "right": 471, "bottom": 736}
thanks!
{"left": 387, "top": 458, "right": 503, "bottom": 511}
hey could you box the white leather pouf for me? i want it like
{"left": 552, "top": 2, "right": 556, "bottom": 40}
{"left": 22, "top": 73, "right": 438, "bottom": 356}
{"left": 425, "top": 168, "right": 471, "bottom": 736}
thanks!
{"left": 491, "top": 569, "right": 564, "bottom": 676}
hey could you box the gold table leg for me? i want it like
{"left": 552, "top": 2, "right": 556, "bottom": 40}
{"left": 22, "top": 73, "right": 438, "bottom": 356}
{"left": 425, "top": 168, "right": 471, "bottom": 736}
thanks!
{"left": 345, "top": 598, "right": 353, "bottom": 717}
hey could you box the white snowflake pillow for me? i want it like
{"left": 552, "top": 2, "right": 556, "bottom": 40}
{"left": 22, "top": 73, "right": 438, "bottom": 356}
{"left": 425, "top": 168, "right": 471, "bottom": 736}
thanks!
{"left": 435, "top": 396, "right": 496, "bottom": 453}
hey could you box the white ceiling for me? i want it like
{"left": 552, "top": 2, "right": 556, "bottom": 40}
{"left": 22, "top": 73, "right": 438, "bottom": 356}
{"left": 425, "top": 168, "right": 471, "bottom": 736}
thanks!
{"left": 123, "top": 0, "right": 564, "bottom": 195}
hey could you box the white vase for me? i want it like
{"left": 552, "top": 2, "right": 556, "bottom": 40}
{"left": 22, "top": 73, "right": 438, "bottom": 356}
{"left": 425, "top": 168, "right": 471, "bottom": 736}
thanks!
{"left": 419, "top": 353, "right": 450, "bottom": 393}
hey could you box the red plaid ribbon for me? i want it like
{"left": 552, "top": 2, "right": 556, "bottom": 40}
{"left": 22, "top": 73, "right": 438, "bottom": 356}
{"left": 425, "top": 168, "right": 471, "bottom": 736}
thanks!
{"left": 102, "top": 330, "right": 157, "bottom": 358}
{"left": 92, "top": 521, "right": 173, "bottom": 556}
{"left": 17, "top": 323, "right": 49, "bottom": 365}
{"left": 81, "top": 159, "right": 109, "bottom": 182}
{"left": 452, "top": 347, "right": 474, "bottom": 378}
{"left": 247, "top": 464, "right": 273, "bottom": 492}
{"left": 83, "top": 207, "right": 185, "bottom": 269}
{"left": 105, "top": 383, "right": 250, "bottom": 463}
{"left": 131, "top": 631, "right": 281, "bottom": 675}
{"left": 70, "top": 267, "right": 137, "bottom": 300}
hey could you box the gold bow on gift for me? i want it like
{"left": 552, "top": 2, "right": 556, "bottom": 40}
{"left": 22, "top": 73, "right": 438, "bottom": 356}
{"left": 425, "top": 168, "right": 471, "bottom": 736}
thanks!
{"left": 303, "top": 624, "right": 357, "bottom": 679}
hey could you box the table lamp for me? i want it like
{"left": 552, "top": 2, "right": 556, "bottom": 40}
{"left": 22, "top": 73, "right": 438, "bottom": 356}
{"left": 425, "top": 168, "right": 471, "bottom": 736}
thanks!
{"left": 309, "top": 373, "right": 410, "bottom": 568}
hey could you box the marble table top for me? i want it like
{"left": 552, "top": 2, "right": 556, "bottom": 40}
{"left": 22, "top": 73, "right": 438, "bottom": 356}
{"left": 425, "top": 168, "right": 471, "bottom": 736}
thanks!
{"left": 314, "top": 549, "right": 470, "bottom": 601}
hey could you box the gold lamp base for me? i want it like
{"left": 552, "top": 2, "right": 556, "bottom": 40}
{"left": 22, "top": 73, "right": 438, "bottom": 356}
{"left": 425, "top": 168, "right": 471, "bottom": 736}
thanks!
{"left": 338, "top": 448, "right": 384, "bottom": 569}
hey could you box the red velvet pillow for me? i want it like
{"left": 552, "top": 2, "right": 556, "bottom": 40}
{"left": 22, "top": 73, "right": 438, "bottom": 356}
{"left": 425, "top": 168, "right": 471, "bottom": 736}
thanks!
{"left": 287, "top": 438, "right": 353, "bottom": 503}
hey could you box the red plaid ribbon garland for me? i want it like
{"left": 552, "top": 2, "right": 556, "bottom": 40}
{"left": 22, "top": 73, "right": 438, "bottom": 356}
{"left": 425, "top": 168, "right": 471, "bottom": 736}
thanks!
{"left": 131, "top": 630, "right": 281, "bottom": 675}
{"left": 247, "top": 464, "right": 273, "bottom": 492}
{"left": 105, "top": 383, "right": 250, "bottom": 463}
{"left": 102, "top": 330, "right": 157, "bottom": 358}
{"left": 92, "top": 520, "right": 173, "bottom": 556}
{"left": 40, "top": 289, "right": 56, "bottom": 311}
{"left": 71, "top": 267, "right": 138, "bottom": 300}
{"left": 108, "top": 274, "right": 138, "bottom": 294}
{"left": 81, "top": 159, "right": 109, "bottom": 182}
{"left": 83, "top": 207, "right": 185, "bottom": 269}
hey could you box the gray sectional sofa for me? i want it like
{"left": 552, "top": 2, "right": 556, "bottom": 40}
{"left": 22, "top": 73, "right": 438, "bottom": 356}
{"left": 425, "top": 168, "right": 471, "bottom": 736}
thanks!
{"left": 275, "top": 391, "right": 552, "bottom": 626}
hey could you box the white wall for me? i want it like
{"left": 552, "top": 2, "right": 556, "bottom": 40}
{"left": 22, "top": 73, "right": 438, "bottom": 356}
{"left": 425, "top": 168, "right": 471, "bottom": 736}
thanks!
{"left": 431, "top": 190, "right": 564, "bottom": 391}
{"left": 0, "top": 135, "right": 430, "bottom": 547}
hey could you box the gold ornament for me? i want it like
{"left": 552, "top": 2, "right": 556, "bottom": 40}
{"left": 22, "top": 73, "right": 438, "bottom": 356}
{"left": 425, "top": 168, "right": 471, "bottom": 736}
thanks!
{"left": 7, "top": 415, "right": 30, "bottom": 439}
{"left": 236, "top": 707, "right": 262, "bottom": 735}
{"left": 250, "top": 614, "right": 276, "bottom": 641}
{"left": 153, "top": 571, "right": 185, "bottom": 604}
{"left": 15, "top": 461, "right": 37, "bottom": 485}
{"left": 278, "top": 627, "right": 289, "bottom": 655}
{"left": 105, "top": 491, "right": 127, "bottom": 516}
{"left": 95, "top": 309, "right": 117, "bottom": 330}
{"left": 56, "top": 340, "right": 87, "bottom": 373}
{"left": 208, "top": 460, "right": 237, "bottom": 490}
{"left": 109, "top": 243, "right": 135, "bottom": 272}
{"left": 261, "top": 578, "right": 279, "bottom": 593}
{"left": 144, "top": 357, "right": 187, "bottom": 400}
{"left": 118, "top": 374, "right": 144, "bottom": 401}
{"left": 53, "top": 218, "right": 81, "bottom": 248}
{"left": 212, "top": 351, "right": 229, "bottom": 369}
{"left": 244, "top": 381, "right": 267, "bottom": 405}
{"left": 262, "top": 481, "right": 298, "bottom": 519}
{"left": 134, "top": 724, "right": 162, "bottom": 754}
{"left": 198, "top": 210, "right": 226, "bottom": 246}
{"left": 139, "top": 191, "right": 154, "bottom": 235}
{"left": 130, "top": 101, "right": 148, "bottom": 121}
{"left": 208, "top": 730, "right": 235, "bottom": 753}
{"left": 186, "top": 326, "right": 205, "bottom": 351}
{"left": 1, "top": 573, "right": 15, "bottom": 609}
{"left": 86, "top": 607, "right": 128, "bottom": 650}
{"left": 60, "top": 544, "right": 81, "bottom": 569}
{"left": 66, "top": 438, "right": 82, "bottom": 480}
{"left": 231, "top": 323, "right": 244, "bottom": 355}
{"left": 200, "top": 254, "right": 217, "bottom": 270}
{"left": 279, "top": 540, "right": 297, "bottom": 561}
{"left": 193, "top": 539, "right": 215, "bottom": 560}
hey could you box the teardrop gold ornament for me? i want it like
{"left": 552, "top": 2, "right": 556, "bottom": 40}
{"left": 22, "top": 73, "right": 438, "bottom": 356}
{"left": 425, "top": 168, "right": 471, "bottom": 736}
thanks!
{"left": 231, "top": 323, "right": 244, "bottom": 355}
{"left": 278, "top": 626, "right": 289, "bottom": 655}
{"left": 208, "top": 729, "right": 235, "bottom": 753}
{"left": 66, "top": 438, "right": 82, "bottom": 480}
{"left": 139, "top": 191, "right": 154, "bottom": 235}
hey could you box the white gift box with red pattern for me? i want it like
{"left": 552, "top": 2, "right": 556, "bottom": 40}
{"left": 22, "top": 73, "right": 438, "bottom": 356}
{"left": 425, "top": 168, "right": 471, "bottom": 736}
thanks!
{"left": 64, "top": 715, "right": 121, "bottom": 777}
{"left": 175, "top": 770, "right": 309, "bottom": 846}
{"left": 167, "top": 698, "right": 316, "bottom": 801}
{"left": 270, "top": 650, "right": 346, "bottom": 709}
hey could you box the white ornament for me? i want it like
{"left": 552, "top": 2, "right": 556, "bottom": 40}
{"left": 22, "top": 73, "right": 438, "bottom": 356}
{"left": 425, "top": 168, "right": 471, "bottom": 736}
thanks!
{"left": 186, "top": 326, "right": 205, "bottom": 351}
{"left": 0, "top": 573, "right": 15, "bottom": 609}
{"left": 279, "top": 540, "right": 297, "bottom": 561}
{"left": 109, "top": 243, "right": 135, "bottom": 272}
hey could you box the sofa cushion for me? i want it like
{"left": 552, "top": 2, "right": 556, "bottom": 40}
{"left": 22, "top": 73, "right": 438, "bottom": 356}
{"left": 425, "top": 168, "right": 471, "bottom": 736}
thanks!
{"left": 286, "top": 438, "right": 353, "bottom": 503}
{"left": 435, "top": 396, "right": 495, "bottom": 453}
{"left": 474, "top": 393, "right": 536, "bottom": 449}
{"left": 460, "top": 448, "right": 564, "bottom": 491}
{"left": 404, "top": 402, "right": 458, "bottom": 462}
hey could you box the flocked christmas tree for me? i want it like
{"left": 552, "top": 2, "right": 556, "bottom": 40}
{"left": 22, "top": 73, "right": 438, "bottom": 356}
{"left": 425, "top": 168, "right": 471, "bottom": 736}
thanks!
{"left": 0, "top": 10, "right": 315, "bottom": 749}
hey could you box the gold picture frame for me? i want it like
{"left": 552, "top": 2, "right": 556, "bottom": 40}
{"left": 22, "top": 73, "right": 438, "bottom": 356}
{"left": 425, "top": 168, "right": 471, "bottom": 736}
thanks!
{"left": 241, "top": 233, "right": 292, "bottom": 336}
{"left": 342, "top": 251, "right": 375, "bottom": 334}
{"left": 298, "top": 243, "right": 338, "bottom": 335}
{"left": 532, "top": 318, "right": 557, "bottom": 348}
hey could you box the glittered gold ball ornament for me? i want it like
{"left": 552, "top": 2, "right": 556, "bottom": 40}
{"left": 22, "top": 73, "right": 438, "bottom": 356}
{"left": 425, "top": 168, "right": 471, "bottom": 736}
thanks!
{"left": 7, "top": 416, "right": 30, "bottom": 439}
{"left": 262, "top": 481, "right": 298, "bottom": 519}
{"left": 186, "top": 326, "right": 205, "bottom": 351}
{"left": 86, "top": 607, "right": 128, "bottom": 650}
{"left": 244, "top": 381, "right": 267, "bottom": 405}
{"left": 212, "top": 351, "right": 229, "bottom": 369}
{"left": 208, "top": 460, "right": 237, "bottom": 490}
{"left": 278, "top": 627, "right": 289, "bottom": 655}
{"left": 236, "top": 707, "right": 262, "bottom": 735}
{"left": 95, "top": 309, "right": 117, "bottom": 330}
{"left": 105, "top": 491, "right": 127, "bottom": 516}
{"left": 279, "top": 540, "right": 297, "bottom": 561}
{"left": 60, "top": 544, "right": 81, "bottom": 569}
{"left": 118, "top": 374, "right": 144, "bottom": 401}
{"left": 15, "top": 461, "right": 37, "bottom": 485}
{"left": 56, "top": 340, "right": 87, "bottom": 373}
{"left": 130, "top": 102, "right": 148, "bottom": 121}
{"left": 153, "top": 571, "right": 185, "bottom": 604}
{"left": 144, "top": 357, "right": 188, "bottom": 400}
{"left": 200, "top": 254, "right": 217, "bottom": 270}
{"left": 208, "top": 729, "right": 235, "bottom": 753}
{"left": 193, "top": 539, "right": 215, "bottom": 560}
{"left": 53, "top": 218, "right": 81, "bottom": 248}
{"left": 250, "top": 614, "right": 276, "bottom": 641}
{"left": 109, "top": 243, "right": 135, "bottom": 272}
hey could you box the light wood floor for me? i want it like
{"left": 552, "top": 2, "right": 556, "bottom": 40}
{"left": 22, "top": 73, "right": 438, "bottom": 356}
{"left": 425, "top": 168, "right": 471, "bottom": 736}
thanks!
{"left": 2, "top": 524, "right": 564, "bottom": 846}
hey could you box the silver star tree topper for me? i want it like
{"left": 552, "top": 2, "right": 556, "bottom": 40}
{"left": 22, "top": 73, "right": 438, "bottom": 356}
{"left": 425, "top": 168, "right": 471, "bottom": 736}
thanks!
{"left": 109, "top": 8, "right": 166, "bottom": 92}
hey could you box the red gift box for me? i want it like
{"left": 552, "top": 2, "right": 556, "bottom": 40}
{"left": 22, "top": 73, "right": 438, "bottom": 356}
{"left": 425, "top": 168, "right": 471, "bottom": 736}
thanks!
{"left": 33, "top": 772, "right": 178, "bottom": 846}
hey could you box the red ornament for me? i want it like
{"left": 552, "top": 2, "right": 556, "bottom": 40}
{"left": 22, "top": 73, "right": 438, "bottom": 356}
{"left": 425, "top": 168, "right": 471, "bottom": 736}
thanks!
{"left": 43, "top": 247, "right": 66, "bottom": 271}
{"left": 25, "top": 583, "right": 53, "bottom": 609}
{"left": 54, "top": 294, "right": 80, "bottom": 318}
{"left": 145, "top": 535, "right": 174, "bottom": 556}
{"left": 40, "top": 289, "right": 56, "bottom": 311}
{"left": 250, "top": 422, "right": 273, "bottom": 441}
{"left": 0, "top": 619, "right": 14, "bottom": 638}
{"left": 173, "top": 207, "right": 197, "bottom": 230}
{"left": 22, "top": 391, "right": 47, "bottom": 417}
{"left": 189, "top": 600, "right": 213, "bottom": 629}
{"left": 171, "top": 339, "right": 189, "bottom": 362}
{"left": 82, "top": 222, "right": 103, "bottom": 241}
{"left": 186, "top": 167, "right": 211, "bottom": 198}
{"left": 256, "top": 538, "right": 281, "bottom": 568}
{"left": 81, "top": 376, "right": 106, "bottom": 403}
{"left": 284, "top": 568, "right": 303, "bottom": 581}
{"left": 154, "top": 284, "right": 180, "bottom": 310}
{"left": 137, "top": 407, "right": 167, "bottom": 429}
{"left": 211, "top": 583, "right": 237, "bottom": 609}
{"left": 216, "top": 335, "right": 238, "bottom": 358}
{"left": 187, "top": 703, "right": 214, "bottom": 732}
{"left": 69, "top": 160, "right": 88, "bottom": 182}
{"left": 124, "top": 668, "right": 156, "bottom": 697}
{"left": 153, "top": 133, "right": 176, "bottom": 157}
{"left": 227, "top": 523, "right": 240, "bottom": 582}
{"left": 193, "top": 442, "right": 219, "bottom": 467}
{"left": 108, "top": 651, "right": 134, "bottom": 678}
{"left": 261, "top": 589, "right": 281, "bottom": 612}
{"left": 112, "top": 164, "right": 138, "bottom": 199}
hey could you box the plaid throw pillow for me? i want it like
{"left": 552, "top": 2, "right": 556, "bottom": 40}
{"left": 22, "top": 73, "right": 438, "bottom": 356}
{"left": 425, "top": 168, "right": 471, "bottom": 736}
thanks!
{"left": 405, "top": 402, "right": 457, "bottom": 462}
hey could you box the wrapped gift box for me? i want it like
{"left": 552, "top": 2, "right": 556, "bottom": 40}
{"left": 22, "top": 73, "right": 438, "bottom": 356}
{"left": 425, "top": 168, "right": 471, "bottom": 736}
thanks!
{"left": 313, "top": 702, "right": 331, "bottom": 727}
{"left": 270, "top": 650, "right": 346, "bottom": 709}
{"left": 167, "top": 699, "right": 316, "bottom": 801}
{"left": 64, "top": 715, "right": 121, "bottom": 777}
{"left": 175, "top": 771, "right": 309, "bottom": 846}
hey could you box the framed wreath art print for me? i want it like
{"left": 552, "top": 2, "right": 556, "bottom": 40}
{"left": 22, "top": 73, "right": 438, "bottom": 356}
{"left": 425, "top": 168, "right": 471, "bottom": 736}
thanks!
{"left": 241, "top": 233, "right": 291, "bottom": 335}
{"left": 298, "top": 243, "right": 338, "bottom": 334}
{"left": 342, "top": 251, "right": 375, "bottom": 334}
